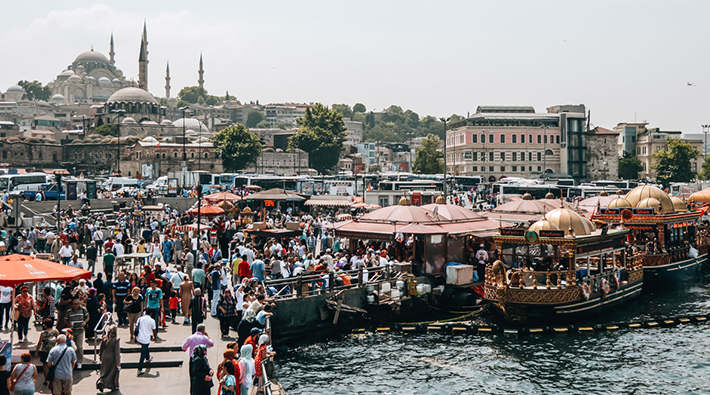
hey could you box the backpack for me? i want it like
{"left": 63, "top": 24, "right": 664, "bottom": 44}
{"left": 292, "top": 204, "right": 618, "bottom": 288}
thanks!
{"left": 42, "top": 329, "right": 58, "bottom": 352}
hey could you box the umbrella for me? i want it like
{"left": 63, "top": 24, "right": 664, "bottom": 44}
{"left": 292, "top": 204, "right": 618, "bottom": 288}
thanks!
{"left": 188, "top": 205, "right": 225, "bottom": 216}
{"left": 204, "top": 191, "right": 242, "bottom": 203}
{"left": 0, "top": 254, "right": 91, "bottom": 286}
{"left": 217, "top": 200, "right": 235, "bottom": 212}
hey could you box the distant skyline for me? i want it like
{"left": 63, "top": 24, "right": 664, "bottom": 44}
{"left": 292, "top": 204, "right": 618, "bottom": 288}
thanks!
{"left": 2, "top": 1, "right": 709, "bottom": 134}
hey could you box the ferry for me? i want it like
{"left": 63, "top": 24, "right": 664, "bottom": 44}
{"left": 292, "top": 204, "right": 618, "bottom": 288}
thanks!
{"left": 592, "top": 185, "right": 708, "bottom": 285}
{"left": 484, "top": 204, "right": 644, "bottom": 323}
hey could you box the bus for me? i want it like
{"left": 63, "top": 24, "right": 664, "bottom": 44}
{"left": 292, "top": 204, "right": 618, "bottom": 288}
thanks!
{"left": 0, "top": 173, "right": 52, "bottom": 192}
{"left": 451, "top": 176, "right": 484, "bottom": 191}
{"left": 378, "top": 180, "right": 444, "bottom": 192}
{"left": 592, "top": 180, "right": 639, "bottom": 190}
{"left": 492, "top": 183, "right": 560, "bottom": 204}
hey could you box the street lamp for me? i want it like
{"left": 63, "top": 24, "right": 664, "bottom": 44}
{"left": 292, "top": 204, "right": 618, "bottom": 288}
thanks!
{"left": 439, "top": 116, "right": 450, "bottom": 200}
{"left": 110, "top": 109, "right": 126, "bottom": 175}
{"left": 180, "top": 106, "right": 190, "bottom": 189}
{"left": 702, "top": 125, "right": 710, "bottom": 160}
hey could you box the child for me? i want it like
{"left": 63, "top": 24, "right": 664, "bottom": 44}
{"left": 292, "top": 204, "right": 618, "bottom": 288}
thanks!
{"left": 169, "top": 290, "right": 180, "bottom": 324}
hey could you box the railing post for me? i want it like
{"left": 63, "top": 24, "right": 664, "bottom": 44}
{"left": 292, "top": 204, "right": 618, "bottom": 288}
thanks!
{"left": 358, "top": 267, "right": 363, "bottom": 286}
{"left": 329, "top": 272, "right": 335, "bottom": 293}
{"left": 296, "top": 276, "right": 303, "bottom": 298}
{"left": 545, "top": 273, "right": 551, "bottom": 289}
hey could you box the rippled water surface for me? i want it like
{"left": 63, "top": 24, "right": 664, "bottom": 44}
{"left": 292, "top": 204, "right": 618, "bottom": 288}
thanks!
{"left": 276, "top": 280, "right": 710, "bottom": 395}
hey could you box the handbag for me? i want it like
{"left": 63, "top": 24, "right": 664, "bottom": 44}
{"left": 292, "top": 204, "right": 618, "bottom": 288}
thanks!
{"left": 134, "top": 316, "right": 141, "bottom": 339}
{"left": 10, "top": 363, "right": 31, "bottom": 391}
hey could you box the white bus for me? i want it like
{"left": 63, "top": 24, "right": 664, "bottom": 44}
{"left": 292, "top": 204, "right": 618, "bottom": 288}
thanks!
{"left": 0, "top": 172, "right": 52, "bottom": 192}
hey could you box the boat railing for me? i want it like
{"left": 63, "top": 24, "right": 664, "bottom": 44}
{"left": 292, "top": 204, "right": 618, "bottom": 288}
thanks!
{"left": 265, "top": 265, "right": 402, "bottom": 299}
{"left": 486, "top": 265, "right": 637, "bottom": 291}
{"left": 632, "top": 245, "right": 690, "bottom": 267}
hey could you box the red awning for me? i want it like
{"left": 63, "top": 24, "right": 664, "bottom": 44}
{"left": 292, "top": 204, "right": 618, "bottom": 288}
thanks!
{"left": 187, "top": 205, "right": 225, "bottom": 216}
{"left": 0, "top": 254, "right": 91, "bottom": 286}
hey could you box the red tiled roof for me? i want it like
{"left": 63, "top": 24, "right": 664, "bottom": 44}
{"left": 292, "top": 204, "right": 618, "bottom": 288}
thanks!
{"left": 588, "top": 126, "right": 618, "bottom": 135}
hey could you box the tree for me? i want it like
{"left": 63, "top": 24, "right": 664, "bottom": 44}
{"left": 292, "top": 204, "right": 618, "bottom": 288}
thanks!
{"left": 211, "top": 124, "right": 262, "bottom": 172}
{"left": 413, "top": 134, "right": 444, "bottom": 174}
{"left": 275, "top": 122, "right": 290, "bottom": 130}
{"left": 93, "top": 123, "right": 118, "bottom": 136}
{"left": 652, "top": 138, "right": 699, "bottom": 186}
{"left": 256, "top": 120, "right": 272, "bottom": 129}
{"left": 353, "top": 103, "right": 366, "bottom": 113}
{"left": 331, "top": 104, "right": 353, "bottom": 119}
{"left": 368, "top": 165, "right": 380, "bottom": 173}
{"left": 288, "top": 103, "right": 346, "bottom": 173}
{"left": 618, "top": 155, "right": 643, "bottom": 180}
{"left": 17, "top": 80, "right": 51, "bottom": 101}
{"left": 246, "top": 110, "right": 266, "bottom": 128}
{"left": 178, "top": 86, "right": 208, "bottom": 104}
{"left": 699, "top": 157, "right": 710, "bottom": 180}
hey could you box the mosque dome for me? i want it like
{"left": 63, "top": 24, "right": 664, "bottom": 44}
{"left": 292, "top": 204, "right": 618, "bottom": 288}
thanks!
{"left": 141, "top": 120, "right": 158, "bottom": 126}
{"left": 87, "top": 76, "right": 97, "bottom": 83}
{"left": 74, "top": 50, "right": 110, "bottom": 65}
{"left": 50, "top": 94, "right": 66, "bottom": 103}
{"left": 121, "top": 117, "right": 137, "bottom": 125}
{"left": 625, "top": 185, "right": 675, "bottom": 213}
{"left": 607, "top": 197, "right": 632, "bottom": 208}
{"left": 112, "top": 78, "right": 121, "bottom": 84}
{"left": 6, "top": 85, "right": 25, "bottom": 93}
{"left": 143, "top": 136, "right": 158, "bottom": 143}
{"left": 160, "top": 119, "right": 174, "bottom": 126}
{"left": 67, "top": 75, "right": 83, "bottom": 83}
{"left": 544, "top": 207, "right": 596, "bottom": 236}
{"left": 98, "top": 77, "right": 111, "bottom": 85}
{"left": 671, "top": 196, "right": 688, "bottom": 212}
{"left": 173, "top": 117, "right": 209, "bottom": 134}
{"left": 107, "top": 87, "right": 157, "bottom": 104}
{"left": 59, "top": 70, "right": 75, "bottom": 77}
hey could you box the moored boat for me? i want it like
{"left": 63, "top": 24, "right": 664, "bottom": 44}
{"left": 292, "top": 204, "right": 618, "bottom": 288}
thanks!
{"left": 592, "top": 185, "right": 709, "bottom": 286}
{"left": 484, "top": 204, "right": 644, "bottom": 323}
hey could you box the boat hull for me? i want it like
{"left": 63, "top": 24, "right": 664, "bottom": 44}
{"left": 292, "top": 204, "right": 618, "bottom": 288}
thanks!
{"left": 642, "top": 253, "right": 708, "bottom": 286}
{"left": 485, "top": 279, "right": 644, "bottom": 324}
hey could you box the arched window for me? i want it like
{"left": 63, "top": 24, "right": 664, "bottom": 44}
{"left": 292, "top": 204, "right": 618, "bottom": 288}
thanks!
{"left": 204, "top": 153, "right": 208, "bottom": 158}
{"left": 520, "top": 134, "right": 525, "bottom": 143}
{"left": 174, "top": 152, "right": 178, "bottom": 158}
{"left": 512, "top": 135, "right": 517, "bottom": 144}
{"left": 499, "top": 134, "right": 505, "bottom": 144}
{"left": 545, "top": 149, "right": 554, "bottom": 156}
{"left": 162, "top": 153, "right": 166, "bottom": 159}
{"left": 191, "top": 152, "right": 195, "bottom": 158}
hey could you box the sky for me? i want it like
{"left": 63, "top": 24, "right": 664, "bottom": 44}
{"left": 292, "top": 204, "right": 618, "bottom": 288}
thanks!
{"left": 1, "top": 0, "right": 709, "bottom": 134}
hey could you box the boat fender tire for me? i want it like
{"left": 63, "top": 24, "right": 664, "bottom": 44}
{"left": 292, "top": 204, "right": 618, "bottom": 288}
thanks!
{"left": 581, "top": 283, "right": 591, "bottom": 300}
{"left": 601, "top": 279, "right": 610, "bottom": 295}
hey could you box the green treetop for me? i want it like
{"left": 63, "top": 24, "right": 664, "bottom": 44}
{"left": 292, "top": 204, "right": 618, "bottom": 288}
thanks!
{"left": 288, "top": 104, "right": 346, "bottom": 174}
{"left": 652, "top": 138, "right": 699, "bottom": 186}
{"left": 210, "top": 124, "right": 262, "bottom": 172}
{"left": 413, "top": 134, "right": 444, "bottom": 174}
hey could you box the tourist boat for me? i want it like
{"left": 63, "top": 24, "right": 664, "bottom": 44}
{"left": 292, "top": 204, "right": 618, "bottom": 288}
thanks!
{"left": 484, "top": 204, "right": 644, "bottom": 323}
{"left": 592, "top": 185, "right": 709, "bottom": 286}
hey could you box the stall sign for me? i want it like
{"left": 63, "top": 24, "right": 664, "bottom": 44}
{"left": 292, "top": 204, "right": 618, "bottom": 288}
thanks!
{"left": 500, "top": 228, "right": 525, "bottom": 236}
{"left": 668, "top": 221, "right": 694, "bottom": 229}
{"left": 539, "top": 230, "right": 565, "bottom": 238}
{"left": 600, "top": 208, "right": 621, "bottom": 215}
{"left": 264, "top": 200, "right": 275, "bottom": 207}
{"left": 577, "top": 237, "right": 625, "bottom": 253}
{"left": 632, "top": 208, "right": 654, "bottom": 215}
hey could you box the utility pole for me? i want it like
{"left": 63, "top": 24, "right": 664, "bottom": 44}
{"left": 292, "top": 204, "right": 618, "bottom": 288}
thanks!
{"left": 702, "top": 125, "right": 710, "bottom": 161}
{"left": 440, "top": 117, "right": 450, "bottom": 200}
{"left": 543, "top": 123, "right": 547, "bottom": 179}
{"left": 110, "top": 109, "right": 125, "bottom": 174}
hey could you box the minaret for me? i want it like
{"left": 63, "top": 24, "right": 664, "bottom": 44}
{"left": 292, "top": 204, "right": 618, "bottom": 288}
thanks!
{"left": 138, "top": 21, "right": 149, "bottom": 91}
{"left": 165, "top": 62, "right": 171, "bottom": 99}
{"left": 109, "top": 32, "right": 115, "bottom": 66}
{"left": 226, "top": 90, "right": 230, "bottom": 102}
{"left": 198, "top": 53, "right": 204, "bottom": 89}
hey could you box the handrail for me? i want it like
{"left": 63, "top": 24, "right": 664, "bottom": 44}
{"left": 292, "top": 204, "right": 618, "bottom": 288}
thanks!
{"left": 92, "top": 312, "right": 113, "bottom": 363}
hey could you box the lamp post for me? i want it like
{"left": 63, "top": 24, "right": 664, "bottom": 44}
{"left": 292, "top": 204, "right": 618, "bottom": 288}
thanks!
{"left": 482, "top": 129, "right": 487, "bottom": 184}
{"left": 180, "top": 106, "right": 189, "bottom": 189}
{"left": 110, "top": 109, "right": 125, "bottom": 175}
{"left": 702, "top": 125, "right": 710, "bottom": 160}
{"left": 440, "top": 117, "right": 450, "bottom": 200}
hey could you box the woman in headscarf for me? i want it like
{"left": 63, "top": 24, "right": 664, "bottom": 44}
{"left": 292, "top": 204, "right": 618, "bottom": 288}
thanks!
{"left": 86, "top": 288, "right": 101, "bottom": 340}
{"left": 97, "top": 324, "right": 121, "bottom": 392}
{"left": 191, "top": 344, "right": 214, "bottom": 395}
{"left": 237, "top": 344, "right": 255, "bottom": 395}
{"left": 216, "top": 288, "right": 236, "bottom": 338}
{"left": 217, "top": 349, "right": 239, "bottom": 395}
{"left": 254, "top": 334, "right": 276, "bottom": 391}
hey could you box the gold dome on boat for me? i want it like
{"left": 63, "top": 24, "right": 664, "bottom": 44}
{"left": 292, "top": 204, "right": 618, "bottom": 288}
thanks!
{"left": 599, "top": 190, "right": 609, "bottom": 196}
{"left": 399, "top": 196, "right": 411, "bottom": 206}
{"left": 625, "top": 185, "right": 675, "bottom": 213}
{"left": 528, "top": 218, "right": 561, "bottom": 233}
{"left": 522, "top": 192, "right": 533, "bottom": 200}
{"left": 545, "top": 192, "right": 555, "bottom": 199}
{"left": 544, "top": 207, "right": 596, "bottom": 236}
{"left": 435, "top": 195, "right": 446, "bottom": 204}
{"left": 607, "top": 197, "right": 632, "bottom": 208}
{"left": 636, "top": 197, "right": 661, "bottom": 211}
{"left": 670, "top": 196, "right": 688, "bottom": 212}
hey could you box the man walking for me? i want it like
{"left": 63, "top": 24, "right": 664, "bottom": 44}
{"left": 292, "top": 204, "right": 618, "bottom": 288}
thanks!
{"left": 47, "top": 334, "right": 77, "bottom": 395}
{"left": 112, "top": 272, "right": 131, "bottom": 326}
{"left": 86, "top": 241, "right": 98, "bottom": 276}
{"left": 136, "top": 308, "right": 157, "bottom": 375}
{"left": 209, "top": 265, "right": 222, "bottom": 317}
{"left": 182, "top": 323, "right": 214, "bottom": 394}
{"left": 65, "top": 299, "right": 89, "bottom": 369}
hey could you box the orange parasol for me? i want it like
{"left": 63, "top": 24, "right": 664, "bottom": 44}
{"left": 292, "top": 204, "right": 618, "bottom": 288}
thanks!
{"left": 188, "top": 205, "right": 226, "bottom": 216}
{"left": 204, "top": 191, "right": 242, "bottom": 203}
{"left": 0, "top": 254, "right": 91, "bottom": 286}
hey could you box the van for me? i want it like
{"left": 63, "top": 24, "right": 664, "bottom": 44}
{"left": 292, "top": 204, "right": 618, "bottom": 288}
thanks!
{"left": 108, "top": 177, "right": 140, "bottom": 190}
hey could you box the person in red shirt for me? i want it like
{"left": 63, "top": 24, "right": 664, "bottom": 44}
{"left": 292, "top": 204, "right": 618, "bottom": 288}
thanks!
{"left": 142, "top": 265, "right": 156, "bottom": 285}
{"left": 237, "top": 254, "right": 251, "bottom": 282}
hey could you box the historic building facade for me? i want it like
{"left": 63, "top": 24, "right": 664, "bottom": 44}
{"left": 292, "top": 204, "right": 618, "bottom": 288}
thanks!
{"left": 586, "top": 127, "right": 620, "bottom": 181}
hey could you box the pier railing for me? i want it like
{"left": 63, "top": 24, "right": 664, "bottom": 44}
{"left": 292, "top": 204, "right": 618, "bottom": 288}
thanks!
{"left": 265, "top": 265, "right": 404, "bottom": 299}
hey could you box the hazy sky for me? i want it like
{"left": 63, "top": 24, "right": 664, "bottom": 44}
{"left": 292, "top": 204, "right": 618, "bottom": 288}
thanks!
{"left": 2, "top": 1, "right": 709, "bottom": 134}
